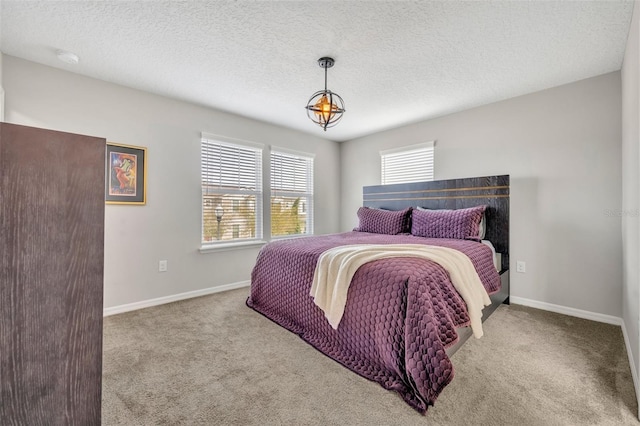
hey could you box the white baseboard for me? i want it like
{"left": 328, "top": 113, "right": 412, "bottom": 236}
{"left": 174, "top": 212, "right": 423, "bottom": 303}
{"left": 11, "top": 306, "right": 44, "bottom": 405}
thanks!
{"left": 510, "top": 296, "right": 622, "bottom": 326}
{"left": 621, "top": 320, "right": 640, "bottom": 418}
{"left": 103, "top": 280, "right": 251, "bottom": 317}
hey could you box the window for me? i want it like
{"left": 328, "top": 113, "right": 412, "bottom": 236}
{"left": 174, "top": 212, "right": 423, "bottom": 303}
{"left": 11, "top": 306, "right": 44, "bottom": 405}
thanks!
{"left": 270, "top": 149, "right": 314, "bottom": 237}
{"left": 380, "top": 141, "right": 435, "bottom": 185}
{"left": 201, "top": 135, "right": 262, "bottom": 244}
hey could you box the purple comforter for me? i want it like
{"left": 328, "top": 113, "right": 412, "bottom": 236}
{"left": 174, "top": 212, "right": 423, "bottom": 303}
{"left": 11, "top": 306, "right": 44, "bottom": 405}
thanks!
{"left": 246, "top": 231, "right": 500, "bottom": 412}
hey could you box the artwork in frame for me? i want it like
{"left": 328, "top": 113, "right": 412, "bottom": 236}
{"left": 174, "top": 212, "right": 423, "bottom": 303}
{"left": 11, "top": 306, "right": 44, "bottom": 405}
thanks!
{"left": 105, "top": 143, "right": 147, "bottom": 205}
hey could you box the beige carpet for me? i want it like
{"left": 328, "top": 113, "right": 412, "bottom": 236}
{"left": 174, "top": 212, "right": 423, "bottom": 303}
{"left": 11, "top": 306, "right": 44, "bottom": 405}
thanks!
{"left": 102, "top": 288, "right": 639, "bottom": 425}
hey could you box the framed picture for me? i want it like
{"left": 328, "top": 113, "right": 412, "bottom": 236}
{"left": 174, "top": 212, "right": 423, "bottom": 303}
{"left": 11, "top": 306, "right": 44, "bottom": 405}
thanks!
{"left": 105, "top": 143, "right": 147, "bottom": 205}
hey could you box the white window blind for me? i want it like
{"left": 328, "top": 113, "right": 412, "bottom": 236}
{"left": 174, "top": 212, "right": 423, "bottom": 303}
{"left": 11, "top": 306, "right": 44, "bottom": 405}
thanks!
{"left": 380, "top": 141, "right": 434, "bottom": 185}
{"left": 201, "top": 136, "right": 262, "bottom": 244}
{"left": 270, "top": 149, "right": 314, "bottom": 237}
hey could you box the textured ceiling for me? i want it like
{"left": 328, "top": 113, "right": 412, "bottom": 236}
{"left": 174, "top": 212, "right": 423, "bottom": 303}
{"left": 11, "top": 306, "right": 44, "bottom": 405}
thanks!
{"left": 0, "top": 1, "right": 634, "bottom": 142}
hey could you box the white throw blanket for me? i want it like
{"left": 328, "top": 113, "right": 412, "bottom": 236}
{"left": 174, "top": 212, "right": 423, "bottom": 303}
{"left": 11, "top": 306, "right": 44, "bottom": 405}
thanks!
{"left": 309, "top": 244, "right": 492, "bottom": 338}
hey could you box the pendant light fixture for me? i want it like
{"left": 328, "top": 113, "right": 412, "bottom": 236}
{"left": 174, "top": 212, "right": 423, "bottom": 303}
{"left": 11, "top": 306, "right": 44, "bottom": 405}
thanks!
{"left": 305, "top": 57, "right": 345, "bottom": 131}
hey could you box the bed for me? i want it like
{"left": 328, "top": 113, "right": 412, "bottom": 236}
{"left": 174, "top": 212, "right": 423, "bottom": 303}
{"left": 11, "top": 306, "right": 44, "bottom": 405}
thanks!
{"left": 247, "top": 175, "right": 510, "bottom": 413}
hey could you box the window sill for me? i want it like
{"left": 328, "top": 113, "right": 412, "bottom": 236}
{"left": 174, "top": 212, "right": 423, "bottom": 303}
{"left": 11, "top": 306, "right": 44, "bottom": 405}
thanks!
{"left": 199, "top": 240, "right": 267, "bottom": 254}
{"left": 270, "top": 234, "right": 314, "bottom": 241}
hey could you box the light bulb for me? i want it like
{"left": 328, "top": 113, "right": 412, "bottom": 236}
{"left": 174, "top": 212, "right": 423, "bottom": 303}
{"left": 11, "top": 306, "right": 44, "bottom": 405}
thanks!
{"left": 314, "top": 95, "right": 336, "bottom": 122}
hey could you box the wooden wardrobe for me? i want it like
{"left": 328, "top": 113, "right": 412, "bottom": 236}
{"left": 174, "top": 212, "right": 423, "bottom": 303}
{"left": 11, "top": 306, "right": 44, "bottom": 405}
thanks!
{"left": 0, "top": 123, "right": 105, "bottom": 425}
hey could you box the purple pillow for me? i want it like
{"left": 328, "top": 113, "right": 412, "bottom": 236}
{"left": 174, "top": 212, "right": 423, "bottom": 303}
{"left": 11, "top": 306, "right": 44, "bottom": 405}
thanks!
{"left": 354, "top": 207, "right": 412, "bottom": 235}
{"left": 411, "top": 206, "right": 486, "bottom": 240}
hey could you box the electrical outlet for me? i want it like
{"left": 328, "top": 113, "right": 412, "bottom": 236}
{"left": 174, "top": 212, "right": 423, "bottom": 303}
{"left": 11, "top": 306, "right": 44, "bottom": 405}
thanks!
{"left": 159, "top": 260, "right": 168, "bottom": 272}
{"left": 516, "top": 261, "right": 526, "bottom": 273}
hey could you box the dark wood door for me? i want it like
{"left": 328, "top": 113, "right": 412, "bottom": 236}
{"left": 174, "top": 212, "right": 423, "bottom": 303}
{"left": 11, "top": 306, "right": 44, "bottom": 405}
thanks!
{"left": 0, "top": 123, "right": 105, "bottom": 425}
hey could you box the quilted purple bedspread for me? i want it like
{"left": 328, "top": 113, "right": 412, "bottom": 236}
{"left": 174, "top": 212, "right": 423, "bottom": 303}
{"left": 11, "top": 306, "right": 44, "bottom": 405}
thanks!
{"left": 246, "top": 231, "right": 500, "bottom": 412}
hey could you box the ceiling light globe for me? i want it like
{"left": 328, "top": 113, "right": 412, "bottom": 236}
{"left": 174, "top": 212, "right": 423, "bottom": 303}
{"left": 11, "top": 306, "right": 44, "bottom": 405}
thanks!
{"left": 305, "top": 90, "right": 345, "bottom": 131}
{"left": 305, "top": 57, "right": 345, "bottom": 131}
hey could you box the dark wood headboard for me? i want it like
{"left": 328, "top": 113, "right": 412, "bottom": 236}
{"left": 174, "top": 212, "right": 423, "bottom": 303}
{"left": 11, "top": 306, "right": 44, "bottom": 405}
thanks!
{"left": 362, "top": 175, "right": 509, "bottom": 271}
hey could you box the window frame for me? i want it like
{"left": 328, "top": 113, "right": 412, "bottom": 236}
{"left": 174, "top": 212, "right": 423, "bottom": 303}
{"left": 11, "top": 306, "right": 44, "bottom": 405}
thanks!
{"left": 200, "top": 133, "right": 264, "bottom": 249}
{"left": 270, "top": 147, "right": 315, "bottom": 239}
{"left": 380, "top": 141, "right": 435, "bottom": 185}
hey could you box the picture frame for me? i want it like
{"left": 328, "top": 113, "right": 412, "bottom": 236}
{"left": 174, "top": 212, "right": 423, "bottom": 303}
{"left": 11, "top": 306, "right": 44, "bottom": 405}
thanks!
{"left": 105, "top": 143, "right": 147, "bottom": 205}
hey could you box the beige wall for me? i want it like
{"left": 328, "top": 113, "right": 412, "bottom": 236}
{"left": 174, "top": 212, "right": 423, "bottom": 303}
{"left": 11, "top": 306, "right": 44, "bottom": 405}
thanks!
{"left": 2, "top": 53, "right": 627, "bottom": 322}
{"left": 2, "top": 55, "right": 341, "bottom": 309}
{"left": 0, "top": 53, "right": 4, "bottom": 121}
{"left": 341, "top": 72, "right": 623, "bottom": 318}
{"left": 622, "top": 0, "right": 640, "bottom": 414}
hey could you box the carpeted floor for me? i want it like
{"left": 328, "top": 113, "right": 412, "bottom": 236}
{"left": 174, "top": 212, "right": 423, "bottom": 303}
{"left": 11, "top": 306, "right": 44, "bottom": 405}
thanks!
{"left": 102, "top": 288, "right": 639, "bottom": 425}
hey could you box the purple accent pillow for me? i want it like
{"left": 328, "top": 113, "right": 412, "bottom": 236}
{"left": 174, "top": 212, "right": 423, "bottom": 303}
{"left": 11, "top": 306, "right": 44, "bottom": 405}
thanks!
{"left": 411, "top": 206, "right": 486, "bottom": 240}
{"left": 354, "top": 207, "right": 412, "bottom": 235}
